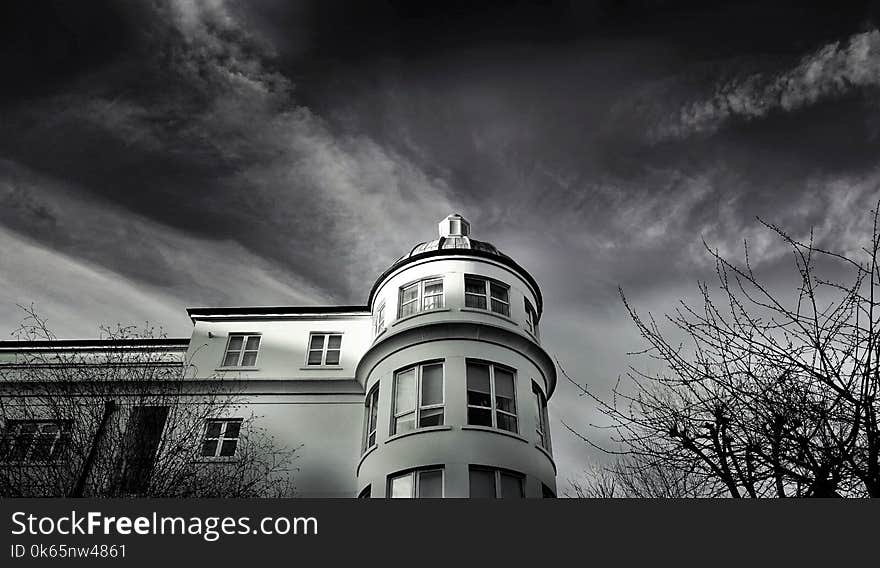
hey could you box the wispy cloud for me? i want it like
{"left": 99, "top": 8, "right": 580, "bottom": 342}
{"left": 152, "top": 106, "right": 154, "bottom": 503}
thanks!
{"left": 653, "top": 29, "right": 880, "bottom": 140}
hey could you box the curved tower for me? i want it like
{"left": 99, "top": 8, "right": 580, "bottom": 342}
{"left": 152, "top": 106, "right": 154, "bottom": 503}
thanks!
{"left": 356, "top": 214, "right": 557, "bottom": 498}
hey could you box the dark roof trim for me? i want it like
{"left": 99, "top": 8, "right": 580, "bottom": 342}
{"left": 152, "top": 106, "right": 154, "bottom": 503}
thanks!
{"left": 367, "top": 248, "right": 544, "bottom": 315}
{"left": 187, "top": 305, "right": 370, "bottom": 322}
{"left": 0, "top": 338, "right": 190, "bottom": 350}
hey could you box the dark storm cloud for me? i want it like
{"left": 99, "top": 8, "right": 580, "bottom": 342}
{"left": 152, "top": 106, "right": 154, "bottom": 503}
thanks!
{"left": 3, "top": 0, "right": 880, "bottom": 483}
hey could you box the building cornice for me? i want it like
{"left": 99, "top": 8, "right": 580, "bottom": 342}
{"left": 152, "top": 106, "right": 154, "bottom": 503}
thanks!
{"left": 186, "top": 305, "right": 370, "bottom": 322}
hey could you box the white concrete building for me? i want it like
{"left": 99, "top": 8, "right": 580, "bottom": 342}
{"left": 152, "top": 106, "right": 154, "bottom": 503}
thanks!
{"left": 2, "top": 214, "right": 557, "bottom": 498}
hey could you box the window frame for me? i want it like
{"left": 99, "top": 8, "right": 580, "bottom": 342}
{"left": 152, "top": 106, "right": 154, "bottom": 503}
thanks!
{"left": 305, "top": 332, "right": 344, "bottom": 367}
{"left": 362, "top": 383, "right": 380, "bottom": 453}
{"left": 1, "top": 419, "right": 70, "bottom": 463}
{"left": 532, "top": 381, "right": 552, "bottom": 451}
{"left": 524, "top": 298, "right": 539, "bottom": 337}
{"left": 464, "top": 275, "right": 511, "bottom": 317}
{"left": 200, "top": 418, "right": 243, "bottom": 459}
{"left": 373, "top": 301, "right": 386, "bottom": 337}
{"left": 468, "top": 466, "right": 525, "bottom": 498}
{"left": 391, "top": 361, "right": 445, "bottom": 435}
{"left": 387, "top": 467, "right": 445, "bottom": 498}
{"left": 397, "top": 276, "right": 445, "bottom": 319}
{"left": 220, "top": 333, "right": 262, "bottom": 368}
{"left": 466, "top": 360, "right": 518, "bottom": 434}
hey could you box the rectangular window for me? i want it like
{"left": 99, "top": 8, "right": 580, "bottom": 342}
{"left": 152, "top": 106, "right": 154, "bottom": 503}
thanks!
{"left": 392, "top": 362, "right": 444, "bottom": 435}
{"left": 466, "top": 361, "right": 518, "bottom": 433}
{"left": 532, "top": 381, "right": 552, "bottom": 451}
{"left": 0, "top": 420, "right": 69, "bottom": 462}
{"left": 468, "top": 466, "right": 525, "bottom": 498}
{"left": 373, "top": 302, "right": 386, "bottom": 336}
{"left": 222, "top": 334, "right": 261, "bottom": 367}
{"left": 200, "top": 418, "right": 242, "bottom": 458}
{"left": 306, "top": 333, "right": 343, "bottom": 366}
{"left": 465, "top": 276, "right": 510, "bottom": 316}
{"left": 363, "top": 384, "right": 380, "bottom": 452}
{"left": 524, "top": 298, "right": 539, "bottom": 337}
{"left": 398, "top": 277, "right": 444, "bottom": 318}
{"left": 388, "top": 468, "right": 444, "bottom": 498}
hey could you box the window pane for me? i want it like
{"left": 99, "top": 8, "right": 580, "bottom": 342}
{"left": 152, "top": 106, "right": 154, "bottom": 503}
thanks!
{"left": 465, "top": 295, "right": 487, "bottom": 309}
{"left": 491, "top": 298, "right": 510, "bottom": 316}
{"left": 418, "top": 470, "right": 443, "bottom": 498}
{"left": 245, "top": 336, "right": 260, "bottom": 350}
{"left": 368, "top": 392, "right": 379, "bottom": 431}
{"left": 395, "top": 412, "right": 416, "bottom": 434}
{"left": 307, "top": 350, "right": 323, "bottom": 365}
{"left": 224, "top": 421, "right": 241, "bottom": 439}
{"left": 421, "top": 364, "right": 443, "bottom": 406}
{"left": 467, "top": 407, "right": 492, "bottom": 426}
{"left": 419, "top": 407, "right": 444, "bottom": 427}
{"left": 423, "top": 279, "right": 442, "bottom": 295}
{"left": 490, "top": 282, "right": 509, "bottom": 302}
{"left": 395, "top": 369, "right": 416, "bottom": 414}
{"left": 465, "top": 277, "right": 486, "bottom": 295}
{"left": 500, "top": 473, "right": 524, "bottom": 498}
{"left": 497, "top": 413, "right": 518, "bottom": 432}
{"left": 205, "top": 421, "right": 222, "bottom": 438}
{"left": 400, "top": 301, "right": 418, "bottom": 317}
{"left": 201, "top": 440, "right": 218, "bottom": 457}
{"left": 220, "top": 440, "right": 237, "bottom": 457}
{"left": 466, "top": 363, "right": 491, "bottom": 407}
{"left": 30, "top": 435, "right": 55, "bottom": 460}
{"left": 227, "top": 336, "right": 243, "bottom": 351}
{"left": 327, "top": 335, "right": 342, "bottom": 349}
{"left": 390, "top": 473, "right": 414, "bottom": 498}
{"left": 469, "top": 469, "right": 496, "bottom": 498}
{"left": 240, "top": 351, "right": 258, "bottom": 366}
{"left": 223, "top": 352, "right": 240, "bottom": 367}
{"left": 309, "top": 334, "right": 325, "bottom": 349}
{"left": 325, "top": 350, "right": 340, "bottom": 365}
{"left": 401, "top": 284, "right": 419, "bottom": 302}
{"left": 495, "top": 368, "right": 516, "bottom": 413}
{"left": 423, "top": 294, "right": 443, "bottom": 310}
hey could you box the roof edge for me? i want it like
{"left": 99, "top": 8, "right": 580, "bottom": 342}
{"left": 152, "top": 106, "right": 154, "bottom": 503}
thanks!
{"left": 186, "top": 305, "right": 370, "bottom": 322}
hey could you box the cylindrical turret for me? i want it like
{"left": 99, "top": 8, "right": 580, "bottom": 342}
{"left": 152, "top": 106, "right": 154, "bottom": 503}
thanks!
{"left": 355, "top": 214, "right": 556, "bottom": 498}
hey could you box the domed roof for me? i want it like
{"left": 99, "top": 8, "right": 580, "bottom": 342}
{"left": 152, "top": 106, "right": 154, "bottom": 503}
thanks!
{"left": 393, "top": 236, "right": 511, "bottom": 264}
{"left": 369, "top": 213, "right": 543, "bottom": 314}
{"left": 392, "top": 213, "right": 510, "bottom": 264}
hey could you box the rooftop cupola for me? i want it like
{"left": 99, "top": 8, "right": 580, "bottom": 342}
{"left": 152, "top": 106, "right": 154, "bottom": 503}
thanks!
{"left": 439, "top": 213, "right": 470, "bottom": 238}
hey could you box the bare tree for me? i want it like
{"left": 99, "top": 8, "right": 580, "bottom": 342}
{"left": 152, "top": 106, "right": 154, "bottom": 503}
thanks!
{"left": 568, "top": 206, "right": 880, "bottom": 498}
{"left": 0, "top": 306, "right": 298, "bottom": 497}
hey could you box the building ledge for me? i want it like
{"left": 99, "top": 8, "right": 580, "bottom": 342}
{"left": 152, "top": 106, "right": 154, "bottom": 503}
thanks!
{"left": 534, "top": 443, "right": 557, "bottom": 474}
{"left": 298, "top": 366, "right": 344, "bottom": 371}
{"left": 459, "top": 307, "right": 519, "bottom": 327}
{"left": 391, "top": 308, "right": 452, "bottom": 327}
{"left": 357, "top": 444, "right": 380, "bottom": 476}
{"left": 460, "top": 425, "right": 529, "bottom": 444}
{"left": 384, "top": 425, "right": 453, "bottom": 445}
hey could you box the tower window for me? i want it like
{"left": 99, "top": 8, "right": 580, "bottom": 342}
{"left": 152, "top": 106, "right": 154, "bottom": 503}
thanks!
{"left": 373, "top": 302, "right": 386, "bottom": 336}
{"left": 524, "top": 298, "right": 539, "bottom": 337}
{"left": 391, "top": 362, "right": 444, "bottom": 435}
{"left": 222, "top": 334, "right": 261, "bottom": 367}
{"left": 466, "top": 361, "right": 518, "bottom": 433}
{"left": 388, "top": 467, "right": 444, "bottom": 498}
{"left": 362, "top": 383, "right": 380, "bottom": 453}
{"left": 306, "top": 333, "right": 343, "bottom": 366}
{"left": 465, "top": 276, "right": 510, "bottom": 317}
{"left": 468, "top": 466, "right": 525, "bottom": 498}
{"left": 532, "top": 381, "right": 551, "bottom": 451}
{"left": 398, "top": 277, "right": 444, "bottom": 318}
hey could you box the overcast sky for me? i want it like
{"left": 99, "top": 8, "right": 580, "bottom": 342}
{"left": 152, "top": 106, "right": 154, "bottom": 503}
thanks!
{"left": 3, "top": 0, "right": 880, "bottom": 487}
